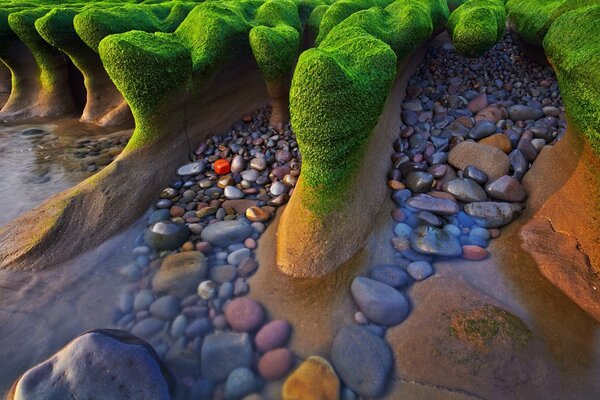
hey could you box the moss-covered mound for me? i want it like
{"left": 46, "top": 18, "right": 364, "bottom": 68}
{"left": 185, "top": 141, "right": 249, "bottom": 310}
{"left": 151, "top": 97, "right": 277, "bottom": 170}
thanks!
{"left": 291, "top": 0, "right": 449, "bottom": 215}
{"left": 543, "top": 4, "right": 600, "bottom": 153}
{"left": 447, "top": 0, "right": 506, "bottom": 57}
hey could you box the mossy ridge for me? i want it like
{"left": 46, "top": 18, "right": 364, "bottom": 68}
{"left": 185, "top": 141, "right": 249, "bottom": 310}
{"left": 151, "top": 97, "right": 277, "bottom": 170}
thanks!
{"left": 291, "top": 0, "right": 449, "bottom": 216}
{"left": 249, "top": 0, "right": 301, "bottom": 83}
{"left": 543, "top": 5, "right": 600, "bottom": 154}
{"left": 447, "top": 0, "right": 506, "bottom": 58}
{"left": 98, "top": 0, "right": 265, "bottom": 148}
{"left": 314, "top": 0, "right": 393, "bottom": 45}
{"left": 74, "top": 2, "right": 196, "bottom": 52}
{"left": 99, "top": 31, "right": 191, "bottom": 147}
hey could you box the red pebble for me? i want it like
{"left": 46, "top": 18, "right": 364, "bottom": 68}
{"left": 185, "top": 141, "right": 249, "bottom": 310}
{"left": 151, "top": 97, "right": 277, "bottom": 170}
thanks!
{"left": 213, "top": 159, "right": 231, "bottom": 175}
{"left": 258, "top": 348, "right": 294, "bottom": 380}
{"left": 462, "top": 245, "right": 489, "bottom": 261}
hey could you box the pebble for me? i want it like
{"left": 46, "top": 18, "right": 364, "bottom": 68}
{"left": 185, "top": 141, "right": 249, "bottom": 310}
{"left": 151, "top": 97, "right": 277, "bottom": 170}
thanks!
{"left": 463, "top": 165, "right": 488, "bottom": 184}
{"left": 210, "top": 265, "right": 237, "bottom": 283}
{"left": 369, "top": 264, "right": 409, "bottom": 288}
{"left": 462, "top": 245, "right": 489, "bottom": 260}
{"left": 255, "top": 320, "right": 292, "bottom": 352}
{"left": 224, "top": 186, "right": 244, "bottom": 200}
{"left": 131, "top": 318, "right": 164, "bottom": 340}
{"left": 405, "top": 194, "right": 460, "bottom": 215}
{"left": 464, "top": 202, "right": 522, "bottom": 228}
{"left": 350, "top": 277, "right": 409, "bottom": 326}
{"left": 507, "top": 105, "right": 544, "bottom": 121}
{"left": 171, "top": 315, "right": 187, "bottom": 338}
{"left": 485, "top": 175, "right": 527, "bottom": 202}
{"left": 468, "top": 121, "right": 496, "bottom": 140}
{"left": 405, "top": 171, "right": 434, "bottom": 193}
{"left": 224, "top": 298, "right": 264, "bottom": 332}
{"left": 133, "top": 290, "right": 154, "bottom": 311}
{"left": 152, "top": 252, "right": 208, "bottom": 298}
{"left": 227, "top": 248, "right": 251, "bottom": 266}
{"left": 224, "top": 368, "right": 258, "bottom": 400}
{"left": 177, "top": 162, "right": 205, "bottom": 176}
{"left": 270, "top": 181, "right": 288, "bottom": 196}
{"left": 149, "top": 295, "right": 180, "bottom": 320}
{"left": 200, "top": 221, "right": 253, "bottom": 247}
{"left": 442, "top": 178, "right": 487, "bottom": 202}
{"left": 331, "top": 326, "right": 392, "bottom": 398}
{"left": 197, "top": 280, "right": 217, "bottom": 300}
{"left": 201, "top": 332, "right": 253, "bottom": 381}
{"left": 410, "top": 225, "right": 463, "bottom": 257}
{"left": 144, "top": 221, "right": 190, "bottom": 251}
{"left": 407, "top": 261, "right": 434, "bottom": 280}
{"left": 258, "top": 348, "right": 294, "bottom": 380}
{"left": 448, "top": 141, "right": 510, "bottom": 181}
{"left": 250, "top": 157, "right": 267, "bottom": 171}
{"left": 479, "top": 133, "right": 512, "bottom": 153}
{"left": 282, "top": 356, "right": 340, "bottom": 400}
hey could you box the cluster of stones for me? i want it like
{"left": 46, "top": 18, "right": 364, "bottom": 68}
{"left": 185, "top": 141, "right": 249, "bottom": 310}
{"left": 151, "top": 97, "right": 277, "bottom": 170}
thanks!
{"left": 70, "top": 135, "right": 129, "bottom": 172}
{"left": 332, "top": 32, "right": 568, "bottom": 399}
{"left": 388, "top": 32, "right": 565, "bottom": 264}
{"left": 111, "top": 106, "right": 301, "bottom": 399}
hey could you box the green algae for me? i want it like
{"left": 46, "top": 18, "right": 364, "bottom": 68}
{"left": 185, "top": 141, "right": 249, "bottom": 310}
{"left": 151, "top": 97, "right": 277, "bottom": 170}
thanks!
{"left": 447, "top": 0, "right": 506, "bottom": 58}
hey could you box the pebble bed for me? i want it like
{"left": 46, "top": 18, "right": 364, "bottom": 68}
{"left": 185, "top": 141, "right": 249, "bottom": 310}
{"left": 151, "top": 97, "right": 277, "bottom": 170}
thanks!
{"left": 344, "top": 33, "right": 567, "bottom": 397}
{"left": 110, "top": 32, "right": 567, "bottom": 400}
{"left": 112, "top": 106, "right": 302, "bottom": 399}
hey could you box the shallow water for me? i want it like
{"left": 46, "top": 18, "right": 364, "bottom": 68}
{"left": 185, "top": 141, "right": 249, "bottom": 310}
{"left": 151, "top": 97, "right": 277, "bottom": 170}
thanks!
{"left": 0, "top": 120, "right": 130, "bottom": 228}
{"left": 0, "top": 214, "right": 145, "bottom": 396}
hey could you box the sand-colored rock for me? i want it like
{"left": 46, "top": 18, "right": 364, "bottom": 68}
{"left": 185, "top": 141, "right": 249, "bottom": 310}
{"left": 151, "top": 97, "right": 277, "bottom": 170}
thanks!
{"left": 152, "top": 251, "right": 207, "bottom": 298}
{"left": 520, "top": 122, "right": 600, "bottom": 321}
{"left": 276, "top": 41, "right": 430, "bottom": 277}
{"left": 282, "top": 356, "right": 340, "bottom": 400}
{"left": 479, "top": 133, "right": 512, "bottom": 153}
{"left": 386, "top": 277, "right": 560, "bottom": 400}
{"left": 448, "top": 141, "right": 510, "bottom": 181}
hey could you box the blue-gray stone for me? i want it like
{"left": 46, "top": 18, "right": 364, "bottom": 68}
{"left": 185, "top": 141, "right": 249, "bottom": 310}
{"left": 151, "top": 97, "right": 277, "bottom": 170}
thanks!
{"left": 369, "top": 265, "right": 409, "bottom": 288}
{"left": 148, "top": 209, "right": 171, "bottom": 225}
{"left": 350, "top": 277, "right": 409, "bottom": 326}
{"left": 224, "top": 368, "right": 258, "bottom": 400}
{"left": 201, "top": 332, "right": 253, "bottom": 381}
{"left": 407, "top": 261, "right": 434, "bottom": 281}
{"left": 405, "top": 194, "right": 460, "bottom": 216}
{"left": 201, "top": 221, "right": 253, "bottom": 247}
{"left": 464, "top": 202, "right": 522, "bottom": 228}
{"left": 468, "top": 121, "right": 496, "bottom": 140}
{"left": 442, "top": 178, "right": 487, "bottom": 202}
{"left": 177, "top": 162, "right": 206, "bottom": 176}
{"left": 144, "top": 221, "right": 189, "bottom": 251}
{"left": 12, "top": 330, "right": 173, "bottom": 400}
{"left": 410, "top": 226, "right": 462, "bottom": 257}
{"left": 149, "top": 296, "right": 180, "bottom": 320}
{"left": 331, "top": 326, "right": 392, "bottom": 398}
{"left": 131, "top": 318, "right": 165, "bottom": 340}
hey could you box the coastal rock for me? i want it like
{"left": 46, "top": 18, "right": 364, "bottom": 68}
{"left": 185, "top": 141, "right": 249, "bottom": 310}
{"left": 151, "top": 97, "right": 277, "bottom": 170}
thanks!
{"left": 224, "top": 298, "right": 264, "bottom": 332}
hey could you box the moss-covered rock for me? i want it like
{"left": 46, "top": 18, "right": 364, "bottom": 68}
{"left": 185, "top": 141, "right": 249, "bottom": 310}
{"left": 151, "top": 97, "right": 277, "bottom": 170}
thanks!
{"left": 447, "top": 0, "right": 506, "bottom": 57}
{"left": 543, "top": 4, "right": 600, "bottom": 153}
{"left": 290, "top": 0, "right": 449, "bottom": 215}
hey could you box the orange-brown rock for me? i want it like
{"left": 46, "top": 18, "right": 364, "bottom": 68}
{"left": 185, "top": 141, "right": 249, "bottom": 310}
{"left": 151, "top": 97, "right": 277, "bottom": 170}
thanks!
{"left": 479, "top": 133, "right": 512, "bottom": 153}
{"left": 282, "top": 356, "right": 340, "bottom": 400}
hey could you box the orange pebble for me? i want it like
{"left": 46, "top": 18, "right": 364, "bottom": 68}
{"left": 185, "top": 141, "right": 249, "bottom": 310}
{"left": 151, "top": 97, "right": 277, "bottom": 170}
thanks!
{"left": 213, "top": 159, "right": 231, "bottom": 175}
{"left": 462, "top": 245, "right": 489, "bottom": 261}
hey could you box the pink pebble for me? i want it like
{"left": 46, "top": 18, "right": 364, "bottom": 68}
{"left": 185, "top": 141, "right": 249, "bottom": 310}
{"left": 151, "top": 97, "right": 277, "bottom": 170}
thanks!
{"left": 258, "top": 348, "right": 294, "bottom": 380}
{"left": 224, "top": 298, "right": 264, "bottom": 332}
{"left": 255, "top": 320, "right": 291, "bottom": 352}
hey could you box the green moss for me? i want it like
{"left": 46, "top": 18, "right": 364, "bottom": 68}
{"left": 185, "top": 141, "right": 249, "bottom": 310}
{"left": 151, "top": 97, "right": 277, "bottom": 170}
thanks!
{"left": 8, "top": 7, "right": 69, "bottom": 92}
{"left": 249, "top": 0, "right": 301, "bottom": 83}
{"left": 449, "top": 305, "right": 532, "bottom": 351}
{"left": 305, "top": 4, "right": 328, "bottom": 45}
{"left": 315, "top": 0, "right": 393, "bottom": 45}
{"left": 446, "top": 0, "right": 468, "bottom": 10}
{"left": 291, "top": 0, "right": 449, "bottom": 215}
{"left": 99, "top": 31, "right": 191, "bottom": 146}
{"left": 74, "top": 3, "right": 189, "bottom": 52}
{"left": 543, "top": 5, "right": 600, "bottom": 153}
{"left": 447, "top": 0, "right": 506, "bottom": 57}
